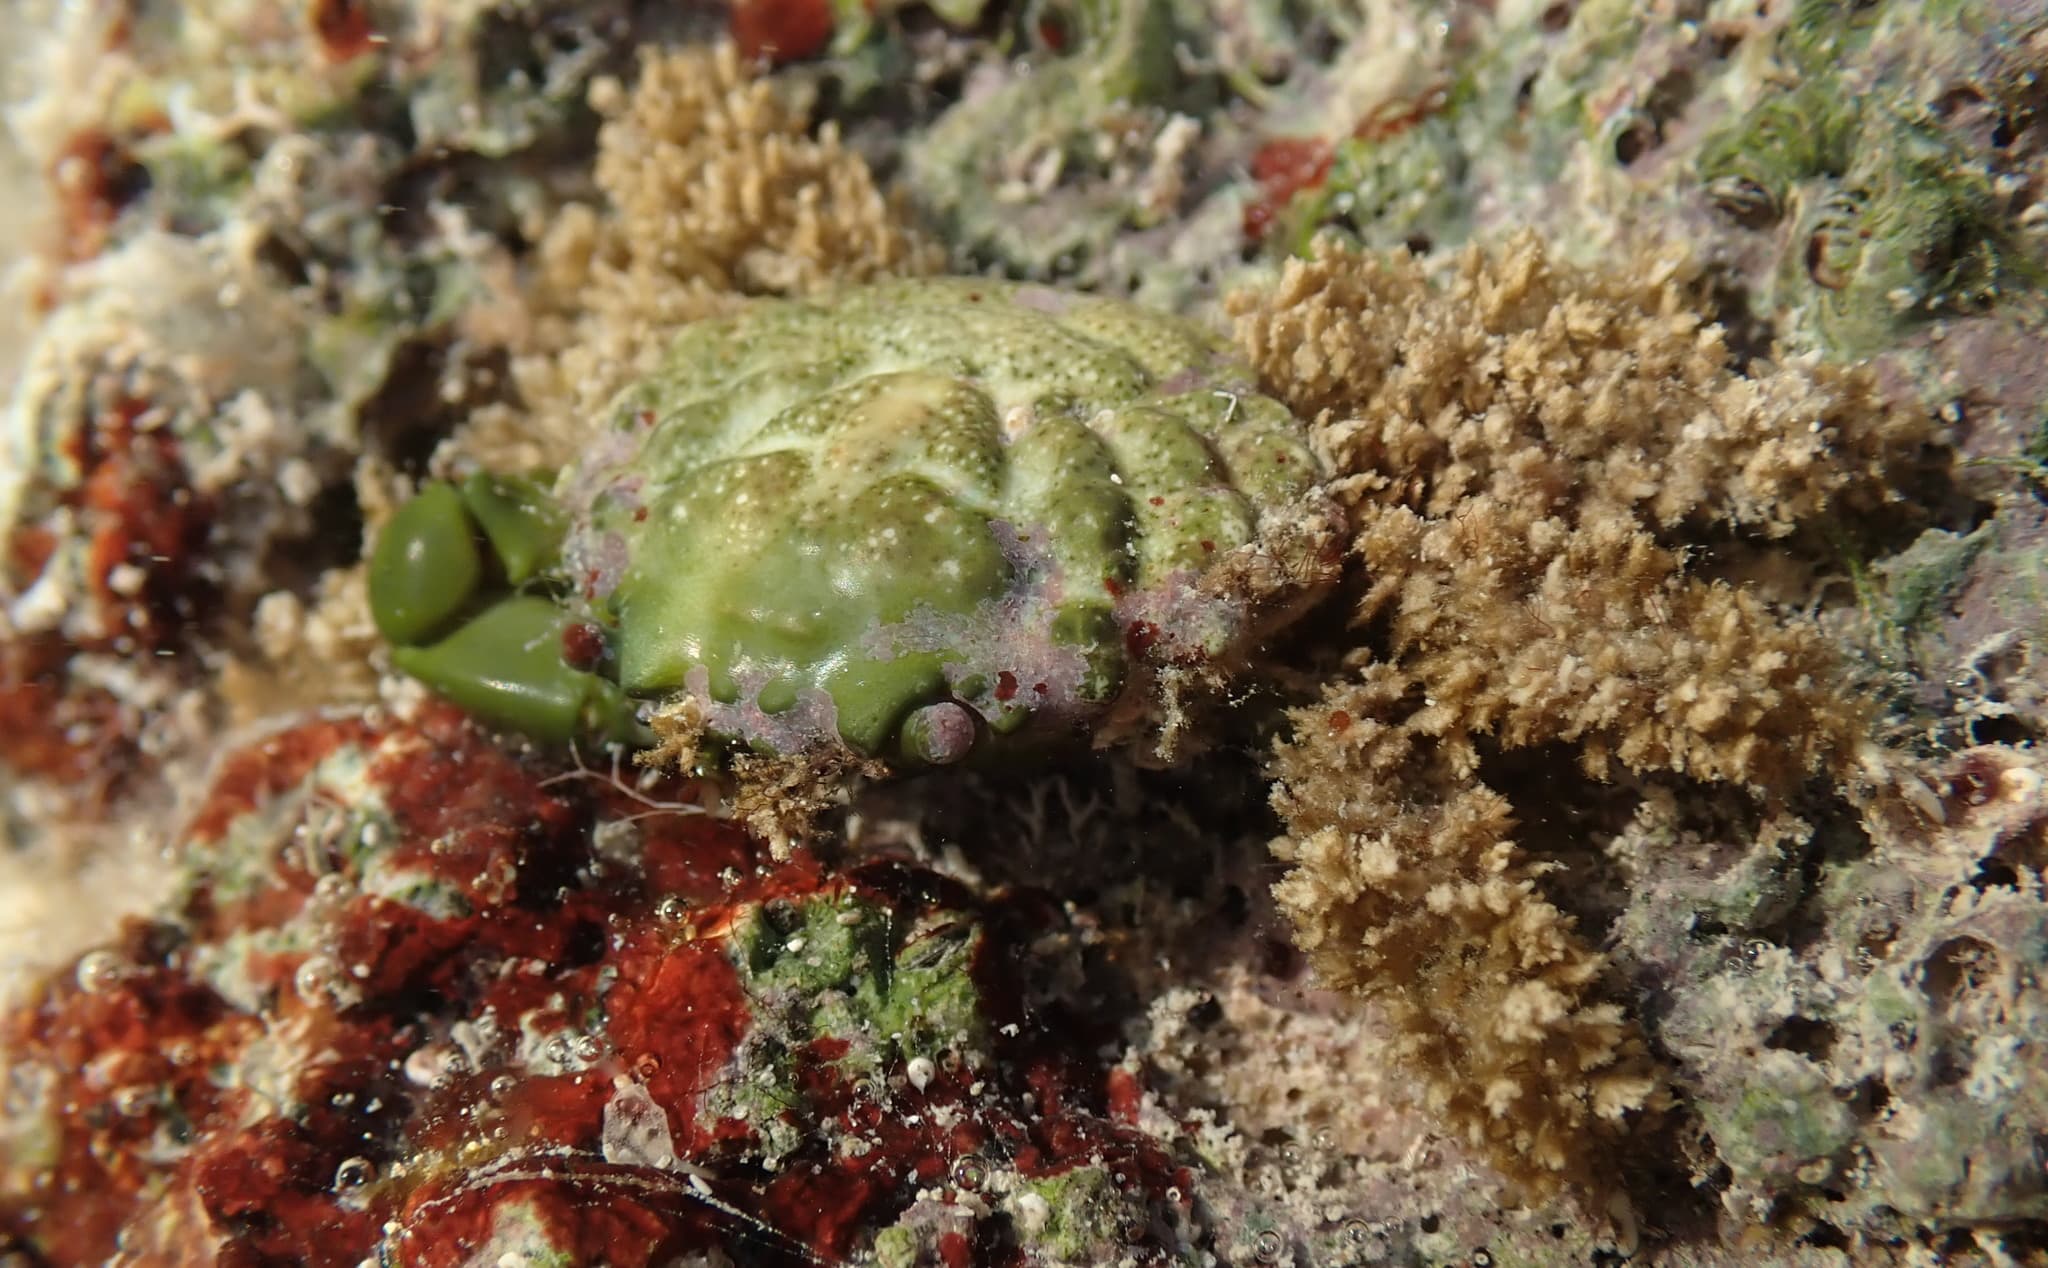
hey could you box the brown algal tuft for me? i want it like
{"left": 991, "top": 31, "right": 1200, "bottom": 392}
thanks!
{"left": 465, "top": 41, "right": 943, "bottom": 473}
{"left": 1232, "top": 233, "right": 1937, "bottom": 1190}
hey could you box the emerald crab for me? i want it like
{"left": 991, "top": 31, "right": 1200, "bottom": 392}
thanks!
{"left": 371, "top": 279, "right": 1340, "bottom": 770}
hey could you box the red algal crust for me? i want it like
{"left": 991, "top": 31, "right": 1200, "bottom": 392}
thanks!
{"left": 0, "top": 398, "right": 214, "bottom": 806}
{"left": 0, "top": 633, "right": 134, "bottom": 791}
{"left": 68, "top": 399, "right": 215, "bottom": 653}
{"left": 1, "top": 707, "right": 1189, "bottom": 1265}
{"left": 1242, "top": 137, "right": 1335, "bottom": 243}
{"left": 308, "top": 0, "right": 380, "bottom": 62}
{"left": 729, "top": 0, "right": 835, "bottom": 65}
{"left": 47, "top": 127, "right": 153, "bottom": 264}
{"left": 1240, "top": 88, "right": 1450, "bottom": 243}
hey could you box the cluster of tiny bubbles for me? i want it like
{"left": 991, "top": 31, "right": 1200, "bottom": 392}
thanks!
{"left": 1253, "top": 1228, "right": 1288, "bottom": 1263}
{"left": 950, "top": 1156, "right": 989, "bottom": 1191}
{"left": 544, "top": 1031, "right": 605, "bottom": 1066}
{"left": 74, "top": 948, "right": 127, "bottom": 994}
{"left": 1721, "top": 936, "right": 1780, "bottom": 975}
{"left": 333, "top": 1157, "right": 377, "bottom": 1191}
{"left": 402, "top": 1041, "right": 471, "bottom": 1088}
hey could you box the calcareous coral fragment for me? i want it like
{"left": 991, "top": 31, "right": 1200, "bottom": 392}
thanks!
{"left": 379, "top": 278, "right": 1340, "bottom": 770}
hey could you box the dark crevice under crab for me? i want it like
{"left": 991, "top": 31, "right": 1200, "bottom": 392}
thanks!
{"left": 371, "top": 279, "right": 1342, "bottom": 771}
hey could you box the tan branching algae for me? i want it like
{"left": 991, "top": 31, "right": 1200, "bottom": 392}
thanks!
{"left": 470, "top": 42, "right": 944, "bottom": 472}
{"left": 1231, "top": 233, "right": 1937, "bottom": 1189}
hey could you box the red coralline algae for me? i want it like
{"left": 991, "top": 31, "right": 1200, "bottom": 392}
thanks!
{"left": 0, "top": 633, "right": 132, "bottom": 792}
{"left": 47, "top": 127, "right": 152, "bottom": 265}
{"left": 308, "top": 0, "right": 380, "bottom": 63}
{"left": 0, "top": 706, "right": 1190, "bottom": 1264}
{"left": 0, "top": 398, "right": 213, "bottom": 807}
{"left": 730, "top": 0, "right": 835, "bottom": 65}
{"left": 1242, "top": 137, "right": 1334, "bottom": 242}
{"left": 26, "top": 397, "right": 214, "bottom": 654}
{"left": 1240, "top": 90, "right": 1449, "bottom": 245}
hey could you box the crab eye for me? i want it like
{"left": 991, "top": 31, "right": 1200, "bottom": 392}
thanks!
{"left": 898, "top": 700, "right": 980, "bottom": 767}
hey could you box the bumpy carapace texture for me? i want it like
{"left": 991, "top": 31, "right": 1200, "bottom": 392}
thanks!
{"left": 556, "top": 277, "right": 1339, "bottom": 770}
{"left": 1232, "top": 232, "right": 1937, "bottom": 1189}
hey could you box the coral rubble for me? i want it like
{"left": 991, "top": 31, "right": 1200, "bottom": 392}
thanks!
{"left": 0, "top": 708, "right": 1194, "bottom": 1264}
{"left": 5, "top": 1, "right": 2048, "bottom": 1264}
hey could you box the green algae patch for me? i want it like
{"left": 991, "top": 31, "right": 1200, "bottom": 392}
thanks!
{"left": 1004, "top": 1166, "right": 1160, "bottom": 1265}
{"left": 700, "top": 888, "right": 990, "bottom": 1163}
{"left": 732, "top": 890, "right": 989, "bottom": 1079}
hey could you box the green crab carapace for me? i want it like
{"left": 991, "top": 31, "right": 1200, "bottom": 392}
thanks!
{"left": 373, "top": 279, "right": 1335, "bottom": 765}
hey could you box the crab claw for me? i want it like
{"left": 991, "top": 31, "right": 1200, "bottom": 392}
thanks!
{"left": 369, "top": 482, "right": 484, "bottom": 646}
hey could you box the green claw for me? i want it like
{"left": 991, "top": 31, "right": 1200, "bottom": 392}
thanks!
{"left": 459, "top": 472, "right": 566, "bottom": 586}
{"left": 390, "top": 595, "right": 626, "bottom": 744}
{"left": 370, "top": 482, "right": 484, "bottom": 646}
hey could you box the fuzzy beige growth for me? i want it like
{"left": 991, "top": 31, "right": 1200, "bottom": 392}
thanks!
{"left": 1237, "top": 235, "right": 1925, "bottom": 540}
{"left": 1269, "top": 670, "right": 1665, "bottom": 1185}
{"left": 478, "top": 42, "right": 943, "bottom": 469}
{"left": 1236, "top": 234, "right": 1934, "bottom": 1190}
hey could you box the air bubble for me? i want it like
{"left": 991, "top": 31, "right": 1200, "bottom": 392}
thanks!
{"left": 295, "top": 956, "right": 340, "bottom": 1005}
{"left": 951, "top": 1156, "right": 988, "bottom": 1190}
{"left": 655, "top": 895, "right": 688, "bottom": 923}
{"left": 1253, "top": 1229, "right": 1286, "bottom": 1263}
{"left": 75, "top": 950, "right": 126, "bottom": 995}
{"left": 333, "top": 1157, "right": 375, "bottom": 1190}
